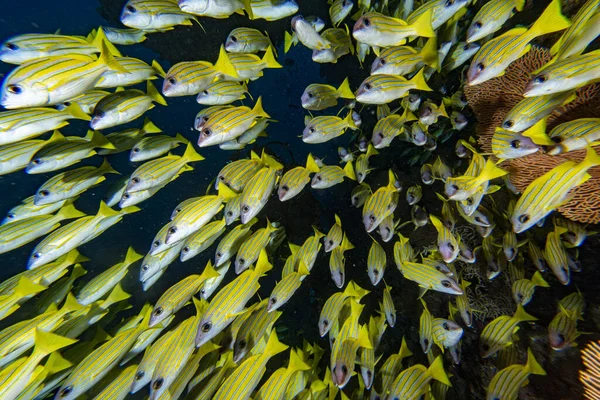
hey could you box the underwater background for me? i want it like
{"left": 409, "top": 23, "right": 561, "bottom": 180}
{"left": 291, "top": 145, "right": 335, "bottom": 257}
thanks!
{"left": 0, "top": 0, "right": 599, "bottom": 399}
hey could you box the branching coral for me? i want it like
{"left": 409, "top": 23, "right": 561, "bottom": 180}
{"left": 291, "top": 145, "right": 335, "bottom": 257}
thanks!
{"left": 464, "top": 47, "right": 600, "bottom": 224}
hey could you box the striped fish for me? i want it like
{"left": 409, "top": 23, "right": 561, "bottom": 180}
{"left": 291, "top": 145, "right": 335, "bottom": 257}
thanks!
{"left": 355, "top": 144, "right": 378, "bottom": 183}
{"left": 214, "top": 329, "right": 288, "bottom": 400}
{"left": 443, "top": 42, "right": 480, "bottom": 73}
{"left": 400, "top": 261, "right": 462, "bottom": 295}
{"left": 312, "top": 27, "right": 354, "bottom": 64}
{"left": 467, "top": 0, "right": 525, "bottom": 43}
{"left": 382, "top": 281, "right": 396, "bottom": 327}
{"left": 554, "top": 216, "right": 595, "bottom": 247}
{"left": 0, "top": 276, "right": 46, "bottom": 321}
{"left": 93, "top": 364, "right": 138, "bottom": 400}
{"left": 224, "top": 193, "right": 242, "bottom": 225}
{"left": 387, "top": 356, "right": 450, "bottom": 399}
{"left": 180, "top": 219, "right": 227, "bottom": 262}
{"left": 408, "top": 0, "right": 468, "bottom": 29}
{"left": 1, "top": 42, "right": 127, "bottom": 109}
{"left": 28, "top": 202, "right": 138, "bottom": 269}
{"left": 355, "top": 69, "right": 432, "bottom": 105}
{"left": 430, "top": 215, "right": 459, "bottom": 263}
{"left": 195, "top": 249, "right": 272, "bottom": 347}
{"left": 278, "top": 154, "right": 320, "bottom": 201}
{"left": 352, "top": 10, "right": 435, "bottom": 47}
{"left": 219, "top": 117, "right": 270, "bottom": 150}
{"left": 558, "top": 292, "right": 585, "bottom": 323}
{"left": 0, "top": 131, "right": 63, "bottom": 176}
{"left": 362, "top": 170, "right": 400, "bottom": 232}
{"left": 318, "top": 281, "right": 368, "bottom": 337}
{"left": 126, "top": 143, "right": 204, "bottom": 193}
{"left": 162, "top": 46, "right": 238, "bottom": 97}
{"left": 453, "top": 278, "right": 473, "bottom": 327}
{"left": 311, "top": 160, "right": 356, "bottom": 189}
{"left": 188, "top": 352, "right": 236, "bottom": 399}
{"left": 0, "top": 104, "right": 90, "bottom": 146}
{"left": 119, "top": 168, "right": 189, "bottom": 208}
{"left": 139, "top": 239, "right": 184, "bottom": 288}
{"left": 329, "top": 0, "right": 353, "bottom": 27}
{"left": 492, "top": 127, "right": 541, "bottom": 160}
{"left": 378, "top": 212, "right": 396, "bottom": 242}
{"left": 255, "top": 348, "right": 311, "bottom": 400}
{"left": 351, "top": 182, "right": 371, "bottom": 207}
{"left": 445, "top": 158, "right": 506, "bottom": 201}
{"left": 33, "top": 158, "right": 119, "bottom": 206}
{"left": 487, "top": 348, "right": 546, "bottom": 400}
{"left": 295, "top": 226, "right": 326, "bottom": 274}
{"left": 90, "top": 81, "right": 167, "bottom": 130}
{"left": 97, "top": 57, "right": 164, "bottom": 88}
{"left": 214, "top": 219, "right": 256, "bottom": 266}
{"left": 226, "top": 46, "right": 282, "bottom": 80}
{"left": 541, "top": 118, "right": 600, "bottom": 155}
{"left": 267, "top": 261, "right": 310, "bottom": 313}
{"left": 393, "top": 233, "right": 416, "bottom": 270}
{"left": 248, "top": 0, "right": 299, "bottom": 21}
{"left": 512, "top": 271, "right": 549, "bottom": 306}
{"left": 406, "top": 184, "right": 422, "bottom": 205}
{"left": 179, "top": 0, "right": 245, "bottom": 18}
{"left": 467, "top": 0, "right": 571, "bottom": 85}
{"left": 55, "top": 307, "right": 152, "bottom": 400}
{"left": 331, "top": 325, "right": 372, "bottom": 388}
{"left": 99, "top": 117, "right": 162, "bottom": 155}
{"left": 371, "top": 37, "right": 438, "bottom": 76}
{"left": 367, "top": 237, "right": 386, "bottom": 286}
{"left": 235, "top": 221, "right": 277, "bottom": 273}
{"left": 432, "top": 318, "right": 463, "bottom": 349}
{"left": 501, "top": 89, "right": 575, "bottom": 133}
{"left": 216, "top": 151, "right": 265, "bottom": 192}
{"left": 240, "top": 166, "right": 278, "bottom": 223}
{"left": 480, "top": 305, "right": 537, "bottom": 358}
{"left": 0, "top": 203, "right": 84, "bottom": 255}
{"left": 548, "top": 308, "right": 580, "bottom": 351}
{"left": 196, "top": 80, "right": 249, "bottom": 105}
{"left": 512, "top": 147, "right": 600, "bottom": 233}
{"left": 103, "top": 27, "right": 147, "bottom": 45}
{"left": 121, "top": 0, "right": 199, "bottom": 31}
{"left": 324, "top": 214, "right": 343, "bottom": 253}
{"left": 56, "top": 90, "right": 110, "bottom": 115}
{"left": 130, "top": 133, "right": 187, "bottom": 163}
{"left": 198, "top": 97, "right": 271, "bottom": 147}
{"left": 225, "top": 27, "right": 272, "bottom": 53}
{"left": 233, "top": 299, "right": 282, "bottom": 362}
{"left": 26, "top": 130, "right": 115, "bottom": 174}
{"left": 544, "top": 225, "right": 571, "bottom": 285}
{"left": 419, "top": 299, "right": 434, "bottom": 353}
{"left": 380, "top": 338, "right": 413, "bottom": 395}
{"left": 290, "top": 15, "right": 331, "bottom": 51}
{"left": 550, "top": 0, "right": 600, "bottom": 62}
{"left": 329, "top": 234, "right": 354, "bottom": 288}
{"left": 76, "top": 247, "right": 143, "bottom": 305}
{"left": 16, "top": 349, "right": 73, "bottom": 400}
{"left": 371, "top": 107, "right": 416, "bottom": 149}
{"left": 121, "top": 314, "right": 174, "bottom": 367}
{"left": 301, "top": 77, "right": 354, "bottom": 111}
{"left": 303, "top": 111, "right": 359, "bottom": 144}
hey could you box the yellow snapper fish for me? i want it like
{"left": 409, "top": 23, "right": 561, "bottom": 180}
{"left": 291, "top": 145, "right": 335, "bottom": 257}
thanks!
{"left": 331, "top": 324, "right": 372, "bottom": 389}
{"left": 240, "top": 162, "right": 283, "bottom": 223}
{"left": 213, "top": 329, "right": 288, "bottom": 400}
{"left": 0, "top": 104, "right": 90, "bottom": 146}
{"left": 278, "top": 153, "right": 320, "bottom": 201}
{"left": 387, "top": 356, "right": 451, "bottom": 399}
{"left": 90, "top": 82, "right": 167, "bottom": 130}
{"left": 34, "top": 158, "right": 119, "bottom": 206}
{"left": 549, "top": 0, "right": 600, "bottom": 63}
{"left": 302, "top": 111, "right": 360, "bottom": 143}
{"left": 382, "top": 281, "right": 396, "bottom": 327}
{"left": 318, "top": 281, "right": 369, "bottom": 337}
{"left": 444, "top": 158, "right": 506, "bottom": 201}
{"left": 301, "top": 77, "right": 354, "bottom": 111}
{"left": 214, "top": 220, "right": 256, "bottom": 267}
{"left": 486, "top": 348, "right": 546, "bottom": 400}
{"left": 530, "top": 118, "right": 600, "bottom": 155}
{"left": 76, "top": 247, "right": 142, "bottom": 305}
{"left": 400, "top": 260, "right": 463, "bottom": 295}
{"left": 290, "top": 15, "right": 332, "bottom": 50}
{"left": 329, "top": 0, "right": 353, "bottom": 27}
{"left": 419, "top": 100, "right": 449, "bottom": 126}
{"left": 28, "top": 202, "right": 138, "bottom": 269}
{"left": 479, "top": 305, "right": 537, "bottom": 358}
{"left": 378, "top": 337, "right": 413, "bottom": 394}
{"left": 467, "top": 0, "right": 571, "bottom": 86}
{"left": 225, "top": 27, "right": 272, "bottom": 53}
{"left": 121, "top": 0, "right": 199, "bottom": 31}
{"left": 432, "top": 317, "right": 463, "bottom": 350}
{"left": 454, "top": 278, "right": 473, "bottom": 327}
{"left": 548, "top": 307, "right": 581, "bottom": 351}
{"left": 197, "top": 97, "right": 271, "bottom": 147}
{"left": 246, "top": 0, "right": 299, "bottom": 21}
{"left": 99, "top": 117, "right": 162, "bottom": 155}
{"left": 442, "top": 42, "right": 481, "bottom": 73}
{"left": 25, "top": 130, "right": 114, "bottom": 174}
{"left": 351, "top": 10, "right": 435, "bottom": 47}
{"left": 362, "top": 170, "right": 401, "bottom": 232}
{"left": 355, "top": 144, "right": 378, "bottom": 183}
{"left": 0, "top": 277, "right": 46, "bottom": 320}
{"left": 216, "top": 151, "right": 265, "bottom": 192}
{"left": 543, "top": 225, "right": 571, "bottom": 285}
{"left": 130, "top": 133, "right": 187, "bottom": 162}
{"left": 0, "top": 42, "right": 127, "bottom": 109}
{"left": 355, "top": 69, "right": 432, "bottom": 105}
{"left": 0, "top": 330, "right": 76, "bottom": 400}
{"left": 255, "top": 348, "right": 312, "bottom": 400}
{"left": 367, "top": 237, "right": 386, "bottom": 286}
{"left": 290, "top": 226, "right": 325, "bottom": 275}
{"left": 324, "top": 214, "right": 344, "bottom": 252}
{"left": 511, "top": 147, "right": 600, "bottom": 233}
{"left": 492, "top": 125, "right": 542, "bottom": 160}
{"left": 329, "top": 234, "right": 354, "bottom": 288}
{"left": 196, "top": 80, "right": 249, "bottom": 105}
{"left": 312, "top": 26, "right": 355, "bottom": 64}
{"left": 267, "top": 261, "right": 310, "bottom": 313}
{"left": 351, "top": 181, "right": 371, "bottom": 207}
{"left": 284, "top": 15, "right": 325, "bottom": 52}
{"left": 0, "top": 203, "right": 85, "bottom": 255}
{"left": 162, "top": 46, "right": 238, "bottom": 96}
{"left": 512, "top": 271, "right": 550, "bottom": 306}
{"left": 226, "top": 45, "right": 282, "bottom": 80}
{"left": 311, "top": 158, "right": 356, "bottom": 189}
{"left": 370, "top": 37, "right": 438, "bottom": 76}
{"left": 103, "top": 26, "right": 147, "bottom": 45}
{"left": 126, "top": 143, "right": 204, "bottom": 193}
{"left": 92, "top": 364, "right": 138, "bottom": 400}
{"left": 96, "top": 57, "right": 165, "bottom": 88}
{"left": 195, "top": 249, "right": 272, "bottom": 347}
{"left": 180, "top": 218, "right": 227, "bottom": 261}
{"left": 406, "top": 184, "right": 422, "bottom": 205}
{"left": 234, "top": 220, "right": 277, "bottom": 272}
{"left": 219, "top": 117, "right": 270, "bottom": 150}
{"left": 554, "top": 216, "right": 596, "bottom": 248}
{"left": 233, "top": 299, "right": 282, "bottom": 361}
{"left": 407, "top": 0, "right": 468, "bottom": 30}
{"left": 501, "top": 90, "right": 575, "bottom": 132}
{"left": 467, "top": 0, "right": 526, "bottom": 43}
{"left": 55, "top": 307, "right": 152, "bottom": 400}
{"left": 15, "top": 347, "right": 74, "bottom": 400}
{"left": 371, "top": 107, "right": 417, "bottom": 149}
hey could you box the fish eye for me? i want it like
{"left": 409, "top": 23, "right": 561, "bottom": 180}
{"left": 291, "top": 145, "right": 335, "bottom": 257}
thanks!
{"left": 142, "top": 264, "right": 149, "bottom": 271}
{"left": 445, "top": 0, "right": 454, "bottom": 6}
{"left": 135, "top": 371, "right": 145, "bottom": 380}
{"left": 201, "top": 322, "right": 212, "bottom": 332}
{"left": 518, "top": 214, "right": 530, "bottom": 223}
{"left": 269, "top": 297, "right": 276, "bottom": 304}
{"left": 5, "top": 42, "right": 18, "bottom": 50}
{"left": 39, "top": 190, "right": 50, "bottom": 197}
{"left": 94, "top": 110, "right": 105, "bottom": 118}
{"left": 510, "top": 140, "right": 521, "bottom": 148}
{"left": 482, "top": 343, "right": 490, "bottom": 351}
{"left": 202, "top": 116, "right": 209, "bottom": 122}
{"left": 7, "top": 84, "right": 22, "bottom": 94}
{"left": 242, "top": 205, "right": 249, "bottom": 213}
{"left": 423, "top": 339, "right": 429, "bottom": 346}
{"left": 451, "top": 184, "right": 458, "bottom": 191}
{"left": 153, "top": 240, "right": 161, "bottom": 247}
{"left": 63, "top": 101, "right": 71, "bottom": 107}
{"left": 369, "top": 215, "right": 376, "bottom": 222}
{"left": 463, "top": 44, "right": 470, "bottom": 51}
{"left": 203, "top": 129, "right": 211, "bottom": 136}
{"left": 474, "top": 21, "right": 482, "bottom": 29}
{"left": 133, "top": 147, "right": 140, "bottom": 153}
{"left": 183, "top": 246, "right": 189, "bottom": 253}
{"left": 309, "top": 127, "right": 315, "bottom": 133}
{"left": 503, "top": 120, "right": 514, "bottom": 128}
{"left": 474, "top": 216, "right": 483, "bottom": 223}
{"left": 239, "top": 339, "right": 247, "bottom": 348}
{"left": 373, "top": 268, "right": 379, "bottom": 275}
{"left": 363, "top": 18, "right": 370, "bottom": 26}
{"left": 341, "top": 365, "right": 348, "bottom": 374}
{"left": 123, "top": 193, "right": 130, "bottom": 199}
{"left": 460, "top": 94, "right": 467, "bottom": 102}
{"left": 152, "top": 378, "right": 164, "bottom": 390}
{"left": 534, "top": 75, "right": 546, "bottom": 84}
{"left": 323, "top": 319, "right": 329, "bottom": 326}
{"left": 442, "top": 280, "right": 451, "bottom": 288}
{"left": 202, "top": 90, "right": 209, "bottom": 95}
{"left": 380, "top": 58, "right": 386, "bottom": 65}
{"left": 153, "top": 307, "right": 163, "bottom": 316}
{"left": 316, "top": 175, "right": 322, "bottom": 181}
{"left": 167, "top": 77, "right": 177, "bottom": 85}
{"left": 281, "top": 185, "right": 289, "bottom": 191}
{"left": 558, "top": 333, "right": 565, "bottom": 343}
{"left": 357, "top": 172, "right": 363, "bottom": 178}
{"left": 364, "top": 83, "right": 372, "bottom": 90}
{"left": 230, "top": 35, "right": 238, "bottom": 42}
{"left": 216, "top": 252, "right": 222, "bottom": 258}
{"left": 476, "top": 63, "right": 485, "bottom": 72}
{"left": 132, "top": 177, "right": 140, "bottom": 184}
{"left": 442, "top": 322, "right": 449, "bottom": 330}
{"left": 200, "top": 288, "right": 205, "bottom": 294}
{"left": 59, "top": 386, "right": 73, "bottom": 397}
{"left": 226, "top": 211, "right": 233, "bottom": 217}
{"left": 126, "top": 5, "right": 137, "bottom": 13}
{"left": 378, "top": 132, "right": 384, "bottom": 139}
{"left": 307, "top": 92, "right": 314, "bottom": 98}
{"left": 168, "top": 227, "right": 177, "bottom": 234}
{"left": 32, "top": 158, "right": 42, "bottom": 165}
{"left": 6, "top": 213, "right": 15, "bottom": 219}
{"left": 32, "top": 252, "right": 41, "bottom": 259}
{"left": 466, "top": 198, "right": 474, "bottom": 205}
{"left": 239, "top": 258, "right": 245, "bottom": 265}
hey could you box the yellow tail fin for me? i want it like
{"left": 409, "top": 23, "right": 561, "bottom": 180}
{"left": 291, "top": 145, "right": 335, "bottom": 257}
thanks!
{"left": 181, "top": 143, "right": 205, "bottom": 163}
{"left": 89, "top": 130, "right": 116, "bottom": 150}
{"left": 410, "top": 9, "right": 436, "bottom": 38}
{"left": 152, "top": 60, "right": 166, "bottom": 78}
{"left": 420, "top": 36, "right": 438, "bottom": 69}
{"left": 580, "top": 146, "right": 600, "bottom": 170}
{"left": 141, "top": 117, "right": 162, "bottom": 134}
{"left": 56, "top": 203, "right": 86, "bottom": 220}
{"left": 427, "top": 355, "right": 451, "bottom": 385}
{"left": 32, "top": 329, "right": 77, "bottom": 357}
{"left": 123, "top": 246, "right": 144, "bottom": 266}
{"left": 524, "top": 348, "right": 546, "bottom": 375}
{"left": 336, "top": 77, "right": 354, "bottom": 99}
{"left": 263, "top": 329, "right": 289, "bottom": 358}
{"left": 305, "top": 153, "right": 321, "bottom": 173}
{"left": 65, "top": 103, "right": 91, "bottom": 121}
{"left": 527, "top": 0, "right": 571, "bottom": 38}
{"left": 146, "top": 81, "right": 167, "bottom": 106}
{"left": 409, "top": 69, "right": 432, "bottom": 91}
{"left": 91, "top": 26, "right": 122, "bottom": 57}
{"left": 262, "top": 45, "right": 282, "bottom": 69}
{"left": 214, "top": 45, "right": 239, "bottom": 79}
{"left": 343, "top": 161, "right": 356, "bottom": 180}
{"left": 14, "top": 276, "right": 46, "bottom": 298}
{"left": 97, "top": 41, "right": 128, "bottom": 74}
{"left": 252, "top": 97, "right": 271, "bottom": 119}
{"left": 522, "top": 118, "right": 553, "bottom": 145}
{"left": 284, "top": 31, "right": 294, "bottom": 53}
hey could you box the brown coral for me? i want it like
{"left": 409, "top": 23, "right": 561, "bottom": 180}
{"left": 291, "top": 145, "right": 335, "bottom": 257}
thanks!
{"left": 581, "top": 340, "right": 600, "bottom": 400}
{"left": 464, "top": 47, "right": 600, "bottom": 224}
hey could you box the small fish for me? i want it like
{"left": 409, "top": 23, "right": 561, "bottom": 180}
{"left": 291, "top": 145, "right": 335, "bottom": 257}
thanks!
{"left": 410, "top": 122, "right": 428, "bottom": 146}
{"left": 301, "top": 78, "right": 354, "bottom": 111}
{"left": 291, "top": 15, "right": 332, "bottom": 50}
{"left": 225, "top": 27, "right": 272, "bottom": 53}
{"left": 419, "top": 100, "right": 449, "bottom": 126}
{"left": 430, "top": 215, "right": 459, "bottom": 263}
{"left": 549, "top": 0, "right": 600, "bottom": 63}
{"left": 181, "top": 219, "right": 227, "bottom": 262}
{"left": 480, "top": 305, "right": 537, "bottom": 358}
{"left": 331, "top": 324, "right": 372, "bottom": 389}
{"left": 371, "top": 108, "right": 417, "bottom": 149}
{"left": 443, "top": 42, "right": 480, "bottom": 72}
{"left": 56, "top": 89, "right": 111, "bottom": 114}
{"left": 0, "top": 276, "right": 46, "bottom": 320}
{"left": 454, "top": 279, "right": 473, "bottom": 327}
{"left": 240, "top": 166, "right": 280, "bottom": 223}
{"left": 402, "top": 92, "right": 422, "bottom": 112}
{"left": 544, "top": 226, "right": 571, "bottom": 285}
{"left": 97, "top": 57, "right": 165, "bottom": 88}
{"left": 235, "top": 222, "right": 277, "bottom": 273}
{"left": 432, "top": 318, "right": 463, "bottom": 349}
{"left": 247, "top": 0, "right": 299, "bottom": 21}
{"left": 319, "top": 281, "right": 368, "bottom": 337}
{"left": 330, "top": 0, "right": 353, "bottom": 27}
{"left": 421, "top": 163, "right": 434, "bottom": 185}
{"left": 492, "top": 127, "right": 541, "bottom": 160}
{"left": 406, "top": 184, "right": 422, "bottom": 205}
{"left": 284, "top": 15, "right": 325, "bottom": 52}
{"left": 486, "top": 348, "right": 546, "bottom": 400}
{"left": 363, "top": 170, "right": 400, "bottom": 232}
{"left": 278, "top": 154, "right": 320, "bottom": 201}
{"left": 355, "top": 144, "right": 378, "bottom": 183}
{"left": 378, "top": 213, "right": 396, "bottom": 242}
{"left": 386, "top": 356, "right": 450, "bottom": 399}
{"left": 367, "top": 238, "right": 386, "bottom": 286}
{"left": 382, "top": 282, "right": 396, "bottom": 327}
{"left": 467, "top": 0, "right": 526, "bottom": 43}
{"left": 512, "top": 271, "right": 550, "bottom": 306}
{"left": 329, "top": 234, "right": 354, "bottom": 288}
{"left": 501, "top": 90, "right": 575, "bottom": 132}
{"left": 393, "top": 233, "right": 416, "bottom": 270}
{"left": 99, "top": 117, "right": 162, "bottom": 155}
{"left": 122, "top": 0, "right": 199, "bottom": 30}
{"left": 303, "top": 111, "right": 359, "bottom": 144}
{"left": 467, "top": 0, "right": 571, "bottom": 85}
{"left": 311, "top": 160, "right": 356, "bottom": 189}
{"left": 216, "top": 152, "right": 265, "bottom": 192}
{"left": 255, "top": 348, "right": 311, "bottom": 399}
{"left": 400, "top": 261, "right": 462, "bottom": 295}
{"left": 554, "top": 216, "right": 596, "bottom": 247}
{"left": 370, "top": 37, "right": 438, "bottom": 76}
{"left": 407, "top": 0, "right": 469, "bottom": 30}
{"left": 351, "top": 182, "right": 371, "bottom": 207}
{"left": 324, "top": 214, "right": 344, "bottom": 253}
{"left": 539, "top": 118, "right": 600, "bottom": 155}
{"left": 196, "top": 80, "right": 249, "bottom": 105}
{"left": 268, "top": 261, "right": 310, "bottom": 313}
{"left": 103, "top": 27, "right": 147, "bottom": 45}
{"left": 0, "top": 132, "right": 58, "bottom": 176}
{"left": 451, "top": 111, "right": 468, "bottom": 131}
{"left": 355, "top": 69, "right": 432, "bottom": 105}
{"left": 312, "top": 27, "right": 355, "bottom": 64}
{"left": 214, "top": 219, "right": 256, "bottom": 266}
{"left": 130, "top": 133, "right": 187, "bottom": 162}
{"left": 352, "top": 10, "right": 435, "bottom": 47}
{"left": 445, "top": 158, "right": 506, "bottom": 201}
{"left": 227, "top": 46, "right": 282, "bottom": 80}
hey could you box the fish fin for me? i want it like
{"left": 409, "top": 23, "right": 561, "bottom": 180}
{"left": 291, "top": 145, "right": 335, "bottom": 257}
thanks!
{"left": 513, "top": 304, "right": 538, "bottom": 323}
{"left": 32, "top": 329, "right": 77, "bottom": 358}
{"left": 531, "top": 271, "right": 550, "bottom": 288}
{"left": 409, "top": 68, "right": 432, "bottom": 91}
{"left": 65, "top": 249, "right": 90, "bottom": 265}
{"left": 89, "top": 130, "right": 116, "bottom": 150}
{"left": 344, "top": 111, "right": 358, "bottom": 130}
{"left": 69, "top": 263, "right": 87, "bottom": 280}
{"left": 264, "top": 329, "right": 289, "bottom": 357}
{"left": 151, "top": 60, "right": 166, "bottom": 78}
{"left": 580, "top": 146, "right": 600, "bottom": 170}
{"left": 261, "top": 45, "right": 282, "bottom": 69}
{"left": 97, "top": 40, "right": 128, "bottom": 73}
{"left": 524, "top": 348, "right": 546, "bottom": 375}
{"left": 46, "top": 130, "right": 66, "bottom": 142}
{"left": 288, "top": 348, "right": 311, "bottom": 372}
{"left": 284, "top": 31, "right": 294, "bottom": 53}
{"left": 366, "top": 144, "right": 379, "bottom": 158}
{"left": 256, "top": 249, "right": 273, "bottom": 276}
{"left": 97, "top": 158, "right": 120, "bottom": 176}
{"left": 485, "top": 185, "right": 501, "bottom": 195}
{"left": 334, "top": 214, "right": 342, "bottom": 227}
{"left": 289, "top": 242, "right": 301, "bottom": 256}
{"left": 181, "top": 143, "right": 205, "bottom": 163}
{"left": 527, "top": 0, "right": 571, "bottom": 38}
{"left": 146, "top": 81, "right": 167, "bottom": 106}
{"left": 218, "top": 181, "right": 238, "bottom": 199}
{"left": 124, "top": 246, "right": 144, "bottom": 266}
{"left": 252, "top": 96, "right": 271, "bottom": 119}
{"left": 522, "top": 117, "right": 553, "bottom": 145}
{"left": 429, "top": 214, "right": 443, "bottom": 231}
{"left": 214, "top": 45, "right": 240, "bottom": 79}
{"left": 141, "top": 117, "right": 162, "bottom": 134}
{"left": 120, "top": 205, "right": 141, "bottom": 215}
{"left": 344, "top": 159, "right": 357, "bottom": 180}
{"left": 65, "top": 102, "right": 91, "bottom": 121}
{"left": 175, "top": 133, "right": 189, "bottom": 145}
{"left": 297, "top": 260, "right": 311, "bottom": 276}
{"left": 56, "top": 203, "right": 86, "bottom": 220}
{"left": 420, "top": 36, "right": 438, "bottom": 69}
{"left": 480, "top": 159, "right": 507, "bottom": 182}
{"left": 96, "top": 201, "right": 120, "bottom": 218}
{"left": 14, "top": 276, "right": 46, "bottom": 298}
{"left": 409, "top": 9, "right": 436, "bottom": 38}
{"left": 438, "top": 101, "right": 449, "bottom": 118}
{"left": 336, "top": 77, "right": 354, "bottom": 99}
{"left": 91, "top": 26, "right": 122, "bottom": 57}
{"left": 427, "top": 355, "right": 451, "bottom": 385}
{"left": 306, "top": 153, "right": 321, "bottom": 173}
{"left": 101, "top": 283, "right": 131, "bottom": 309}
{"left": 61, "top": 292, "right": 86, "bottom": 313}
{"left": 341, "top": 234, "right": 354, "bottom": 251}
{"left": 44, "top": 351, "right": 73, "bottom": 374}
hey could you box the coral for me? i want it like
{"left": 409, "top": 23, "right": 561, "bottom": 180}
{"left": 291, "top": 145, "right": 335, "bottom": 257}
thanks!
{"left": 581, "top": 340, "right": 600, "bottom": 400}
{"left": 464, "top": 47, "right": 600, "bottom": 224}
